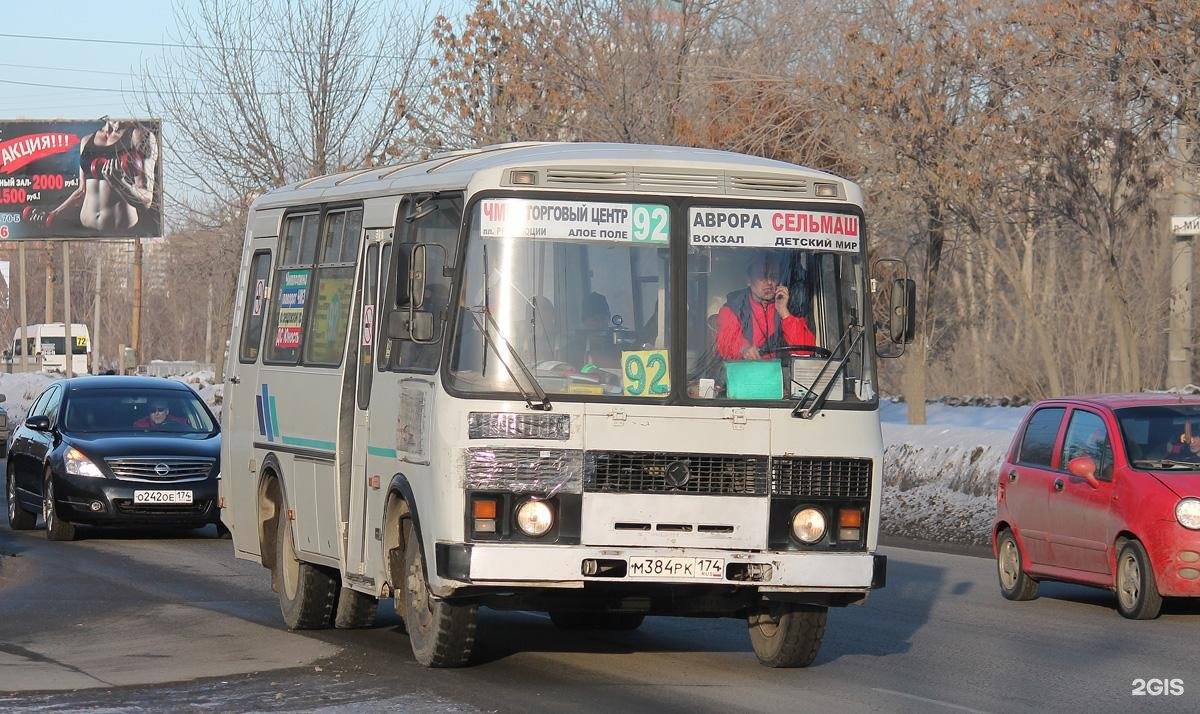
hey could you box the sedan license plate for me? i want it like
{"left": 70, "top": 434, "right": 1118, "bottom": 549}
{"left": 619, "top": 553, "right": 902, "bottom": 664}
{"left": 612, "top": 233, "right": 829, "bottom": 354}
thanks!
{"left": 133, "top": 490, "right": 193, "bottom": 505}
{"left": 627, "top": 557, "right": 724, "bottom": 579}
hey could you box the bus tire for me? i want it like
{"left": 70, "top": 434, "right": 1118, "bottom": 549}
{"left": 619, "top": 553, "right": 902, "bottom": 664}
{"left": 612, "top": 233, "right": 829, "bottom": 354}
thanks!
{"left": 332, "top": 586, "right": 379, "bottom": 629}
{"left": 400, "top": 518, "right": 476, "bottom": 667}
{"left": 275, "top": 508, "right": 337, "bottom": 629}
{"left": 747, "top": 602, "right": 827, "bottom": 668}
{"left": 548, "top": 610, "right": 645, "bottom": 631}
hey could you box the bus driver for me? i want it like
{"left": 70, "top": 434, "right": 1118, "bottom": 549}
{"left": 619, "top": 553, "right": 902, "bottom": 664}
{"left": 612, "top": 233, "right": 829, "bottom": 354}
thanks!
{"left": 715, "top": 253, "right": 815, "bottom": 360}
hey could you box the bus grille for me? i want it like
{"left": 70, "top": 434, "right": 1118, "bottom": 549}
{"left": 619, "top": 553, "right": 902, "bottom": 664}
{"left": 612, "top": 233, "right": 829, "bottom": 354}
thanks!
{"left": 771, "top": 457, "right": 872, "bottom": 498}
{"left": 105, "top": 457, "right": 216, "bottom": 482}
{"left": 585, "top": 451, "right": 768, "bottom": 496}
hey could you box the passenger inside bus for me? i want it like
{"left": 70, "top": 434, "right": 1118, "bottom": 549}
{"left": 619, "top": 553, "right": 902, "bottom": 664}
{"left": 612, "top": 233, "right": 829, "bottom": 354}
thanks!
{"left": 715, "top": 252, "right": 816, "bottom": 361}
{"left": 573, "top": 291, "right": 620, "bottom": 369}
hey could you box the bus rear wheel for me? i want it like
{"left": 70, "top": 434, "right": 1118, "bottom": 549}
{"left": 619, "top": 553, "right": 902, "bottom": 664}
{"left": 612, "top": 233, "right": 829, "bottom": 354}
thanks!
{"left": 400, "top": 518, "right": 476, "bottom": 667}
{"left": 332, "top": 585, "right": 379, "bottom": 629}
{"left": 747, "top": 602, "right": 827, "bottom": 668}
{"left": 275, "top": 507, "right": 337, "bottom": 629}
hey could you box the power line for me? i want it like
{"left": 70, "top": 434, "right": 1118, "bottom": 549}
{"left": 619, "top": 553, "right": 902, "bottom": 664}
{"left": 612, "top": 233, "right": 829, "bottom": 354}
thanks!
{"left": 0, "top": 77, "right": 415, "bottom": 97}
{"left": 0, "top": 31, "right": 432, "bottom": 62}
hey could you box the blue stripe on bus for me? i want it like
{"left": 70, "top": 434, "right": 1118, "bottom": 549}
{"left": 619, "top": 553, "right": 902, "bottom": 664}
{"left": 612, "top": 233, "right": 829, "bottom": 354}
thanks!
{"left": 269, "top": 394, "right": 280, "bottom": 440}
{"left": 260, "top": 384, "right": 273, "bottom": 441}
{"left": 282, "top": 436, "right": 337, "bottom": 451}
{"left": 255, "top": 394, "right": 267, "bottom": 438}
{"left": 367, "top": 446, "right": 397, "bottom": 458}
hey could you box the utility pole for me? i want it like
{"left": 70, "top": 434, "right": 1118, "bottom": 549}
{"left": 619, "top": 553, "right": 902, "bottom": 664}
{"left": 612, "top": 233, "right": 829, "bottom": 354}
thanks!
{"left": 93, "top": 249, "right": 102, "bottom": 374}
{"left": 18, "top": 243, "right": 28, "bottom": 370}
{"left": 132, "top": 238, "right": 143, "bottom": 369}
{"left": 63, "top": 244, "right": 72, "bottom": 378}
{"left": 1168, "top": 123, "right": 1196, "bottom": 389}
{"left": 44, "top": 241, "right": 53, "bottom": 323}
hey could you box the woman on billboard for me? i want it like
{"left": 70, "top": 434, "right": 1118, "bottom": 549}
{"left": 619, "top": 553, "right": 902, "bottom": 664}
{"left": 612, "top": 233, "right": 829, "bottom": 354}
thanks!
{"left": 24, "top": 119, "right": 159, "bottom": 235}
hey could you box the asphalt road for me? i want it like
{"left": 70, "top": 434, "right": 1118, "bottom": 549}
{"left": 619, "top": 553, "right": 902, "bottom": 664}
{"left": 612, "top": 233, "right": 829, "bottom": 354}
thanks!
{"left": 2, "top": 520, "right": 1198, "bottom": 713}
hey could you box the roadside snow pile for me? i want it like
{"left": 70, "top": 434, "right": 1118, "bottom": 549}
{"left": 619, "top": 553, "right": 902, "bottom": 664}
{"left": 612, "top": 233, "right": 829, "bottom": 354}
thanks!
{"left": 880, "top": 400, "right": 1028, "bottom": 546}
{"left": 169, "top": 371, "right": 223, "bottom": 418}
{"left": 0, "top": 372, "right": 58, "bottom": 423}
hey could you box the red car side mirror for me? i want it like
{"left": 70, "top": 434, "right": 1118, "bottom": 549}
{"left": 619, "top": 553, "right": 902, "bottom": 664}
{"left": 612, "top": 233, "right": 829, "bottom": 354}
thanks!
{"left": 1067, "top": 456, "right": 1101, "bottom": 488}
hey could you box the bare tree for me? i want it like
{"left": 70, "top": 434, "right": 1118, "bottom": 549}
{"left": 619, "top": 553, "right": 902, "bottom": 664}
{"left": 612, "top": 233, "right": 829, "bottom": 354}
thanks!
{"left": 145, "top": 0, "right": 432, "bottom": 199}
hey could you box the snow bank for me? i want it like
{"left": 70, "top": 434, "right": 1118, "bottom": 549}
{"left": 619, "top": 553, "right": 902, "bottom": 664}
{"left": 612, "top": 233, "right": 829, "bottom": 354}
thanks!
{"left": 880, "top": 401, "right": 1028, "bottom": 546}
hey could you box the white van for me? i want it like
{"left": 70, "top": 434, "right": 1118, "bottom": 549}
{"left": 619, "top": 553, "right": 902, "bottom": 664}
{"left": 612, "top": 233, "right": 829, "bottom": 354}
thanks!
{"left": 10, "top": 323, "right": 92, "bottom": 374}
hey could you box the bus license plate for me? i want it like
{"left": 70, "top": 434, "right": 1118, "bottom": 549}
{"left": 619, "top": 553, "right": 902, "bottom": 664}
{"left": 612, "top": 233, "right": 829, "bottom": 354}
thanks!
{"left": 627, "top": 557, "right": 724, "bottom": 579}
{"left": 134, "top": 490, "right": 193, "bottom": 505}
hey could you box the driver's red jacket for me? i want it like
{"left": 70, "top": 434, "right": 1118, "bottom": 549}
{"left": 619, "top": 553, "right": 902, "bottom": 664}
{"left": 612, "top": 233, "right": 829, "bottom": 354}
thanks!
{"left": 715, "top": 300, "right": 816, "bottom": 360}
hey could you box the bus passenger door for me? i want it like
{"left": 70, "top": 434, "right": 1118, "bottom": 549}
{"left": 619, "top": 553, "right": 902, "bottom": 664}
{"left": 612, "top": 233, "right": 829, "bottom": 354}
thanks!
{"left": 344, "top": 236, "right": 384, "bottom": 584}
{"left": 223, "top": 246, "right": 274, "bottom": 557}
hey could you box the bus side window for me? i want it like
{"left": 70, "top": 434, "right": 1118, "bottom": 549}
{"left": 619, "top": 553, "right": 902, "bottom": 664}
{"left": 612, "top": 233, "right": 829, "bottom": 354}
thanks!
{"left": 238, "top": 250, "right": 273, "bottom": 363}
{"left": 385, "top": 194, "right": 462, "bottom": 373}
{"left": 303, "top": 207, "right": 363, "bottom": 366}
{"left": 264, "top": 212, "right": 319, "bottom": 364}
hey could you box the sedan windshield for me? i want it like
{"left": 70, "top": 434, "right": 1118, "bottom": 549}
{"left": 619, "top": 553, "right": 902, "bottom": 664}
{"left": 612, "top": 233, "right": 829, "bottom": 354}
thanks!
{"left": 64, "top": 389, "right": 217, "bottom": 434}
{"left": 1116, "top": 405, "right": 1200, "bottom": 470}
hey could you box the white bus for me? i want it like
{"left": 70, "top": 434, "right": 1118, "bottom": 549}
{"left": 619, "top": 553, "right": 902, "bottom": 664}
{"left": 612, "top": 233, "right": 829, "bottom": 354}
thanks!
{"left": 9, "top": 323, "right": 92, "bottom": 375}
{"left": 221, "top": 143, "right": 915, "bottom": 668}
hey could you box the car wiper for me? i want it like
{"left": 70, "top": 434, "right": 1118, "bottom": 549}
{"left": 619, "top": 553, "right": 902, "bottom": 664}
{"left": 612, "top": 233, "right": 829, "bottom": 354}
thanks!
{"left": 1131, "top": 458, "right": 1200, "bottom": 470}
{"left": 791, "top": 325, "right": 862, "bottom": 420}
{"left": 467, "top": 307, "right": 552, "bottom": 411}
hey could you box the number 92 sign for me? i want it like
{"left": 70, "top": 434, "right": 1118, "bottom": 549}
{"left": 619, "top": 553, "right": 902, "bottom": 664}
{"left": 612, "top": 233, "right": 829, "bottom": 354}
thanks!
{"left": 622, "top": 350, "right": 670, "bottom": 397}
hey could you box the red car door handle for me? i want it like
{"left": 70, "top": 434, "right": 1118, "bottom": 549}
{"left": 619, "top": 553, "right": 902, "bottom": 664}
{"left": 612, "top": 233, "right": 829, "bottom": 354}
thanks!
{"left": 1008, "top": 470, "right": 1018, "bottom": 482}
{"left": 1054, "top": 478, "right": 1064, "bottom": 492}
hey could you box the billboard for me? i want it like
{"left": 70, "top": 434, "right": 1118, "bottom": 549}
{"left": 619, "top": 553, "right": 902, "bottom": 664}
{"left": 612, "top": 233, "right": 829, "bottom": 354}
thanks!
{"left": 0, "top": 119, "right": 163, "bottom": 240}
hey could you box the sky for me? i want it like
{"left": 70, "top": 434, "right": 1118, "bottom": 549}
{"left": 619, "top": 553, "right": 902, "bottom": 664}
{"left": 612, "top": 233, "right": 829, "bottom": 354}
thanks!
{"left": 0, "top": 2, "right": 179, "bottom": 121}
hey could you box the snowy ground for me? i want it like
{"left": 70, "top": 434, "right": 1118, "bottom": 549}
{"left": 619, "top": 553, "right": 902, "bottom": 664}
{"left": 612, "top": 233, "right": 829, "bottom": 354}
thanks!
{"left": 1, "top": 370, "right": 1020, "bottom": 548}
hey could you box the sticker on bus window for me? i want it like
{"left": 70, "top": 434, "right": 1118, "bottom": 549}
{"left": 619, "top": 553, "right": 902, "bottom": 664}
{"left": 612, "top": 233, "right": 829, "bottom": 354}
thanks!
{"left": 275, "top": 269, "right": 309, "bottom": 349}
{"left": 622, "top": 350, "right": 670, "bottom": 397}
{"left": 479, "top": 199, "right": 669, "bottom": 244}
{"left": 688, "top": 207, "right": 860, "bottom": 252}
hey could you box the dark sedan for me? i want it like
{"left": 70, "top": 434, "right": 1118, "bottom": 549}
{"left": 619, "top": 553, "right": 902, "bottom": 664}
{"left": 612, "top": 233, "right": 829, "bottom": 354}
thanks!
{"left": 5, "top": 376, "right": 221, "bottom": 540}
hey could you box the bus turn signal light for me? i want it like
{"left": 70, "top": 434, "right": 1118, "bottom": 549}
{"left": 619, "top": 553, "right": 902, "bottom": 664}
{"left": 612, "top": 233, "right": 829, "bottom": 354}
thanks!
{"left": 473, "top": 498, "right": 498, "bottom": 534}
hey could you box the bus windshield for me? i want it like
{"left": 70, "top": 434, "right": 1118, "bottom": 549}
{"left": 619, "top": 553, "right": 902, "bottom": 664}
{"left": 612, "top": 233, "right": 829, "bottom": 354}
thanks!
{"left": 449, "top": 197, "right": 671, "bottom": 398}
{"left": 447, "top": 197, "right": 870, "bottom": 404}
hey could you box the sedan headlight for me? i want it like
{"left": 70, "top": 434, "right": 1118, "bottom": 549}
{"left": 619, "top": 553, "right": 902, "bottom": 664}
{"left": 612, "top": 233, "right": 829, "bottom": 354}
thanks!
{"left": 64, "top": 447, "right": 105, "bottom": 478}
{"left": 791, "top": 507, "right": 827, "bottom": 544}
{"left": 1177, "top": 498, "right": 1200, "bottom": 530}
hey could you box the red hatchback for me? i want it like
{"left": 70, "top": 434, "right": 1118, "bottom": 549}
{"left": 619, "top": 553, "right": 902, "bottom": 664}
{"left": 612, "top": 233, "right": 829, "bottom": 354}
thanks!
{"left": 993, "top": 394, "right": 1200, "bottom": 619}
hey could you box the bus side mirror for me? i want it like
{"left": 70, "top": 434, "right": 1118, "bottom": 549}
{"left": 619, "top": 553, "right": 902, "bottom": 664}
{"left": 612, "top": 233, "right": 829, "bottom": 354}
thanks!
{"left": 889, "top": 278, "right": 917, "bottom": 344}
{"left": 410, "top": 244, "right": 428, "bottom": 309}
{"left": 387, "top": 309, "right": 435, "bottom": 342}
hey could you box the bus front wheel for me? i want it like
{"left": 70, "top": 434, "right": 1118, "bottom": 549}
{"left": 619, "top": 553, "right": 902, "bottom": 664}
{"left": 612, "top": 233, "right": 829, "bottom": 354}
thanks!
{"left": 400, "top": 518, "right": 476, "bottom": 667}
{"left": 747, "top": 602, "right": 827, "bottom": 668}
{"left": 275, "top": 507, "right": 337, "bottom": 629}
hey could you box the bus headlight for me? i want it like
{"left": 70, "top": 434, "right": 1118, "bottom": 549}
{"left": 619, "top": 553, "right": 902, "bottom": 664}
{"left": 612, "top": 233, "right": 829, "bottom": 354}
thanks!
{"left": 791, "top": 507, "right": 826, "bottom": 544}
{"left": 515, "top": 499, "right": 554, "bottom": 537}
{"left": 1177, "top": 498, "right": 1200, "bottom": 530}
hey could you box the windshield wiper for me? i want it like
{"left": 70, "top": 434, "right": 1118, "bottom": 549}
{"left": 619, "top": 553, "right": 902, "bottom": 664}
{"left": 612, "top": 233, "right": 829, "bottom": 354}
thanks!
{"left": 1131, "top": 458, "right": 1200, "bottom": 470}
{"left": 468, "top": 307, "right": 552, "bottom": 411}
{"left": 791, "top": 325, "right": 863, "bottom": 420}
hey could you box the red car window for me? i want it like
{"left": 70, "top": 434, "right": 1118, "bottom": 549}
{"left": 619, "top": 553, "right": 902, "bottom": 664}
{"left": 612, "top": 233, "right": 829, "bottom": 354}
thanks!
{"left": 1017, "top": 407, "right": 1065, "bottom": 467}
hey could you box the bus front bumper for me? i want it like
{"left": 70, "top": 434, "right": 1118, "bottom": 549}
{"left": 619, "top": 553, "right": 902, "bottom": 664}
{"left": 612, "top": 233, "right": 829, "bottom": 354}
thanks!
{"left": 436, "top": 543, "right": 886, "bottom": 592}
